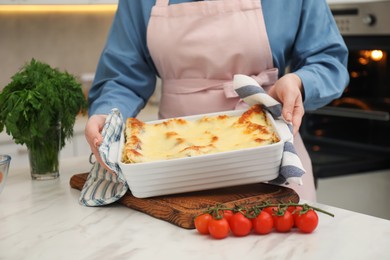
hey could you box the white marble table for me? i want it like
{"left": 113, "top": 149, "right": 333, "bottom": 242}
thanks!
{"left": 1, "top": 157, "right": 390, "bottom": 260}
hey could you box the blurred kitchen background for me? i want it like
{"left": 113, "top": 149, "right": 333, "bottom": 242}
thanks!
{"left": 0, "top": 2, "right": 116, "bottom": 96}
{"left": 0, "top": 1, "right": 389, "bottom": 220}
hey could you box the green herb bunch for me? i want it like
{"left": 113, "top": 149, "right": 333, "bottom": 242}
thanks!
{"left": 0, "top": 58, "right": 88, "bottom": 150}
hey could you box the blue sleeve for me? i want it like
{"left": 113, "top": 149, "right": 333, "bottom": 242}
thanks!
{"left": 263, "top": 0, "right": 349, "bottom": 111}
{"left": 290, "top": 0, "right": 350, "bottom": 110}
{"left": 88, "top": 0, "right": 158, "bottom": 120}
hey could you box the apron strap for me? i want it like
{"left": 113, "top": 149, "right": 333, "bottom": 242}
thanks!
{"left": 163, "top": 68, "right": 279, "bottom": 97}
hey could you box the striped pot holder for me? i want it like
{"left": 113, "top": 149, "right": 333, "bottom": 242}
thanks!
{"left": 79, "top": 109, "right": 129, "bottom": 206}
{"left": 233, "top": 74, "right": 305, "bottom": 185}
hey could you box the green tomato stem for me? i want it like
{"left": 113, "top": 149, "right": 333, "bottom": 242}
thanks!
{"left": 201, "top": 201, "right": 335, "bottom": 218}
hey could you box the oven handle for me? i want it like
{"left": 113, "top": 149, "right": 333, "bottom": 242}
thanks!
{"left": 307, "top": 107, "right": 390, "bottom": 121}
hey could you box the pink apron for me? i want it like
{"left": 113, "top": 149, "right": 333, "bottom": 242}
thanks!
{"left": 147, "top": 0, "right": 316, "bottom": 201}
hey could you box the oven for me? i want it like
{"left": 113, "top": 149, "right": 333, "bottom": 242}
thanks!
{"left": 300, "top": 0, "right": 390, "bottom": 178}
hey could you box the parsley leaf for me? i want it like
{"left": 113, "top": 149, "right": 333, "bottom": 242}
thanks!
{"left": 0, "top": 58, "right": 88, "bottom": 150}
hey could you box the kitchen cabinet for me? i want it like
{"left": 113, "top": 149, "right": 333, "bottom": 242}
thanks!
{"left": 1, "top": 0, "right": 18, "bottom": 3}
{"left": 88, "top": 0, "right": 118, "bottom": 4}
{"left": 18, "top": 0, "right": 82, "bottom": 3}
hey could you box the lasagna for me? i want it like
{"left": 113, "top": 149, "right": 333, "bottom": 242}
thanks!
{"left": 122, "top": 105, "right": 280, "bottom": 164}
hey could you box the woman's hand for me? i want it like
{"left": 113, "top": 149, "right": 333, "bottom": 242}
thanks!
{"left": 85, "top": 114, "right": 113, "bottom": 172}
{"left": 268, "top": 73, "right": 305, "bottom": 135}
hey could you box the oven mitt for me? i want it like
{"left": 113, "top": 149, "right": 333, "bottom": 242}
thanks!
{"left": 79, "top": 109, "right": 129, "bottom": 206}
{"left": 233, "top": 74, "right": 305, "bottom": 185}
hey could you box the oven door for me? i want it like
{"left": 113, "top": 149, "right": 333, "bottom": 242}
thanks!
{"left": 300, "top": 35, "right": 390, "bottom": 178}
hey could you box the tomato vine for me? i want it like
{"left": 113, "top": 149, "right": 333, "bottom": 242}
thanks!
{"left": 194, "top": 201, "right": 334, "bottom": 239}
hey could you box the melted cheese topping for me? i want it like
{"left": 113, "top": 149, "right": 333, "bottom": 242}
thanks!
{"left": 122, "top": 105, "right": 279, "bottom": 164}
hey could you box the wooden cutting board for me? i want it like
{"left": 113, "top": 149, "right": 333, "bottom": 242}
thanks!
{"left": 70, "top": 173, "right": 299, "bottom": 229}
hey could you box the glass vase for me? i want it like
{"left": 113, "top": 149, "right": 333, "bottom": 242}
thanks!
{"left": 28, "top": 123, "right": 61, "bottom": 180}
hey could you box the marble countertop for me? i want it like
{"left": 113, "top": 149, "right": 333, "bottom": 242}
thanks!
{"left": 1, "top": 156, "right": 390, "bottom": 260}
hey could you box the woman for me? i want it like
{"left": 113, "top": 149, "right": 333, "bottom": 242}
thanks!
{"left": 85, "top": 0, "right": 349, "bottom": 201}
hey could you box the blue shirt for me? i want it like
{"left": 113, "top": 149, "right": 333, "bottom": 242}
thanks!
{"left": 89, "top": 0, "right": 349, "bottom": 120}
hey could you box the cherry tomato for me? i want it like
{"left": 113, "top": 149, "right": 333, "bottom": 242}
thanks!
{"left": 208, "top": 218, "right": 230, "bottom": 239}
{"left": 263, "top": 206, "right": 278, "bottom": 217}
{"left": 194, "top": 213, "right": 212, "bottom": 235}
{"left": 287, "top": 206, "right": 297, "bottom": 214}
{"left": 222, "top": 209, "right": 234, "bottom": 223}
{"left": 229, "top": 212, "right": 253, "bottom": 237}
{"left": 287, "top": 205, "right": 303, "bottom": 227}
{"left": 274, "top": 210, "right": 294, "bottom": 232}
{"left": 252, "top": 211, "right": 274, "bottom": 235}
{"left": 295, "top": 209, "right": 319, "bottom": 233}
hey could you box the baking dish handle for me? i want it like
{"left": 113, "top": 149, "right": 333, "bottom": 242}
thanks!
{"left": 274, "top": 119, "right": 293, "bottom": 143}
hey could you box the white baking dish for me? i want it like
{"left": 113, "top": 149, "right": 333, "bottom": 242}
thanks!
{"left": 109, "top": 109, "right": 292, "bottom": 198}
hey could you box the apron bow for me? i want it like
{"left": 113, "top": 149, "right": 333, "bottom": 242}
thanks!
{"left": 223, "top": 68, "right": 279, "bottom": 109}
